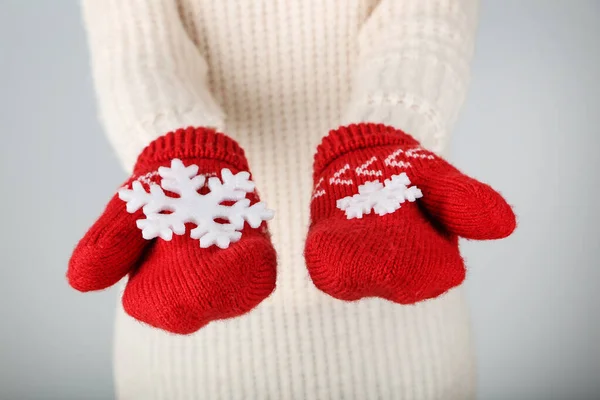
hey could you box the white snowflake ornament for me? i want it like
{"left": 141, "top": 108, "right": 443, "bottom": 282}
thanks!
{"left": 118, "top": 159, "right": 274, "bottom": 249}
{"left": 336, "top": 173, "right": 423, "bottom": 219}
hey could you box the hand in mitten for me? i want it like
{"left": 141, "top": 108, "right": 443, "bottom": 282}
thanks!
{"left": 68, "top": 127, "right": 276, "bottom": 334}
{"left": 305, "top": 123, "right": 516, "bottom": 304}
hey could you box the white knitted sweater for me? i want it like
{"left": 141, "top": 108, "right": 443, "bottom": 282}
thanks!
{"left": 82, "top": 1, "right": 479, "bottom": 398}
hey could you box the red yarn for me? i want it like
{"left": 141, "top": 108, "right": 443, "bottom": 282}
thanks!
{"left": 68, "top": 127, "right": 276, "bottom": 334}
{"left": 305, "top": 123, "right": 516, "bottom": 304}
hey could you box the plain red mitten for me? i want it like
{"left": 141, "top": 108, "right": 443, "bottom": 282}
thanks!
{"left": 305, "top": 123, "right": 516, "bottom": 304}
{"left": 68, "top": 127, "right": 277, "bottom": 334}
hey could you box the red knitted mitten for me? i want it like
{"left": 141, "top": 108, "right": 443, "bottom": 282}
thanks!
{"left": 68, "top": 127, "right": 276, "bottom": 334}
{"left": 305, "top": 123, "right": 516, "bottom": 304}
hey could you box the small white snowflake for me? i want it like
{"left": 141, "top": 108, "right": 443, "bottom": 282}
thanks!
{"left": 336, "top": 173, "right": 423, "bottom": 219}
{"left": 118, "top": 158, "right": 274, "bottom": 249}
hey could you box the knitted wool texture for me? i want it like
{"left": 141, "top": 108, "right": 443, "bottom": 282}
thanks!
{"left": 306, "top": 123, "right": 515, "bottom": 303}
{"left": 82, "top": 0, "right": 482, "bottom": 398}
{"left": 68, "top": 127, "right": 276, "bottom": 334}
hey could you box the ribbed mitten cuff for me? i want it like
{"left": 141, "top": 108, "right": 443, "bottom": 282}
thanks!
{"left": 313, "top": 123, "right": 419, "bottom": 178}
{"left": 133, "top": 127, "right": 249, "bottom": 175}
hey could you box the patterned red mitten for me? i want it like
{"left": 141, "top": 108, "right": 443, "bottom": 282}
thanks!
{"left": 305, "top": 123, "right": 516, "bottom": 304}
{"left": 68, "top": 127, "right": 276, "bottom": 334}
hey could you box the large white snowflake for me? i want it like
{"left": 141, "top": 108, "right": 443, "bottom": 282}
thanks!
{"left": 336, "top": 173, "right": 423, "bottom": 219}
{"left": 118, "top": 159, "right": 274, "bottom": 249}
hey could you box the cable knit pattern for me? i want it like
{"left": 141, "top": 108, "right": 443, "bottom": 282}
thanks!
{"left": 82, "top": 0, "right": 479, "bottom": 398}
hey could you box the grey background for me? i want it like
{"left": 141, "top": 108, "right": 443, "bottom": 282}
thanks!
{"left": 0, "top": 0, "right": 598, "bottom": 399}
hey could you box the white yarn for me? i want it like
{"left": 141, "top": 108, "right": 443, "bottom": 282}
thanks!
{"left": 329, "top": 164, "right": 354, "bottom": 185}
{"left": 385, "top": 148, "right": 414, "bottom": 169}
{"left": 356, "top": 156, "right": 384, "bottom": 177}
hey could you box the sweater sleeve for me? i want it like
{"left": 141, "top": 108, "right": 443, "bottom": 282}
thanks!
{"left": 82, "top": 0, "right": 225, "bottom": 172}
{"left": 342, "top": 0, "right": 479, "bottom": 153}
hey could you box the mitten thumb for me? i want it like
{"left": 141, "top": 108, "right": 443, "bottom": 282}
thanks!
{"left": 67, "top": 189, "right": 149, "bottom": 292}
{"left": 417, "top": 164, "right": 516, "bottom": 240}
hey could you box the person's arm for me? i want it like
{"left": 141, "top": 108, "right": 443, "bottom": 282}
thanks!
{"left": 82, "top": 0, "right": 225, "bottom": 172}
{"left": 343, "top": 0, "right": 479, "bottom": 153}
